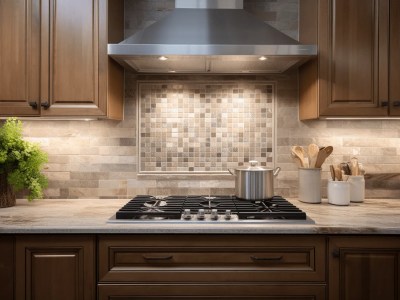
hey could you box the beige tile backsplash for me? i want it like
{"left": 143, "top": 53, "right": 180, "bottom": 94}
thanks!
{"left": 11, "top": 0, "right": 400, "bottom": 199}
{"left": 18, "top": 70, "right": 400, "bottom": 199}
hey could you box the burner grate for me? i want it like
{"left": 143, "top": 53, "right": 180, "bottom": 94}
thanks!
{"left": 116, "top": 196, "right": 184, "bottom": 219}
{"left": 115, "top": 195, "right": 307, "bottom": 221}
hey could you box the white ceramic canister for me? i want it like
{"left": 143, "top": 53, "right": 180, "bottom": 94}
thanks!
{"left": 348, "top": 175, "right": 365, "bottom": 203}
{"left": 298, "top": 168, "right": 321, "bottom": 203}
{"left": 327, "top": 180, "right": 350, "bottom": 206}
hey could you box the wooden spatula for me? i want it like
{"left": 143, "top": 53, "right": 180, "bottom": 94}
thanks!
{"left": 315, "top": 146, "right": 333, "bottom": 168}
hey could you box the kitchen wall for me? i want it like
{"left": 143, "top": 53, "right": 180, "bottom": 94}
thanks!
{"left": 18, "top": 0, "right": 400, "bottom": 199}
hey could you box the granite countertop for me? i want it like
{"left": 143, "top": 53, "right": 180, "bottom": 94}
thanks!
{"left": 0, "top": 198, "right": 399, "bottom": 234}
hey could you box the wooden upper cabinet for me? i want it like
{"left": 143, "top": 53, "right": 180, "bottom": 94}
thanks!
{"left": 299, "top": 0, "right": 395, "bottom": 119}
{"left": 0, "top": 0, "right": 41, "bottom": 116}
{"left": 41, "top": 0, "right": 100, "bottom": 116}
{"left": 389, "top": 0, "right": 400, "bottom": 116}
{"left": 0, "top": 0, "right": 124, "bottom": 119}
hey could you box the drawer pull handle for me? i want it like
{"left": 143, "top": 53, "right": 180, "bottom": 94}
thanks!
{"left": 142, "top": 255, "right": 173, "bottom": 261}
{"left": 250, "top": 255, "right": 283, "bottom": 262}
{"left": 28, "top": 101, "right": 38, "bottom": 109}
{"left": 41, "top": 101, "right": 50, "bottom": 110}
{"left": 393, "top": 101, "right": 400, "bottom": 107}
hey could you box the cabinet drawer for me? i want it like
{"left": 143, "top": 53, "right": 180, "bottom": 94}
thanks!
{"left": 98, "top": 235, "right": 326, "bottom": 283}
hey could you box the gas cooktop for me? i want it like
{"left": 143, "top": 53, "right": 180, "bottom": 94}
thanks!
{"left": 108, "top": 195, "right": 314, "bottom": 224}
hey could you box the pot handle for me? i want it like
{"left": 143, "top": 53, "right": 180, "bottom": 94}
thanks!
{"left": 273, "top": 167, "right": 281, "bottom": 177}
{"left": 228, "top": 169, "right": 235, "bottom": 175}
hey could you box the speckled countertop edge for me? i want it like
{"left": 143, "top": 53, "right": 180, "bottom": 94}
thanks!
{"left": 0, "top": 198, "right": 399, "bottom": 234}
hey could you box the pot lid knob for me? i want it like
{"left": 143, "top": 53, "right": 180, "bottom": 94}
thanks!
{"left": 249, "top": 160, "right": 259, "bottom": 167}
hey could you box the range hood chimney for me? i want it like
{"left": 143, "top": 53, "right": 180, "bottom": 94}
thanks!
{"left": 108, "top": 0, "right": 317, "bottom": 74}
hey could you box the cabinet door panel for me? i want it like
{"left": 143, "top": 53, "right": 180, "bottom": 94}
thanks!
{"left": 329, "top": 236, "right": 400, "bottom": 300}
{"left": 0, "top": 0, "right": 40, "bottom": 115}
{"left": 30, "top": 252, "right": 81, "bottom": 300}
{"left": 51, "top": 0, "right": 96, "bottom": 102}
{"left": 42, "top": 0, "right": 102, "bottom": 116}
{"left": 320, "top": 0, "right": 389, "bottom": 116}
{"left": 342, "top": 252, "right": 397, "bottom": 300}
{"left": 16, "top": 235, "right": 95, "bottom": 300}
{"left": 332, "top": 0, "right": 374, "bottom": 102}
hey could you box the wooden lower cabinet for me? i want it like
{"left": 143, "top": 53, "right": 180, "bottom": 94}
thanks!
{"left": 15, "top": 235, "right": 95, "bottom": 300}
{"left": 98, "top": 284, "right": 326, "bottom": 300}
{"left": 328, "top": 236, "right": 400, "bottom": 300}
{"left": 4, "top": 234, "right": 400, "bottom": 300}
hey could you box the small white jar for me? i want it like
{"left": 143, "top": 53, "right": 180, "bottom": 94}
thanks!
{"left": 348, "top": 175, "right": 365, "bottom": 203}
{"left": 328, "top": 180, "right": 350, "bottom": 206}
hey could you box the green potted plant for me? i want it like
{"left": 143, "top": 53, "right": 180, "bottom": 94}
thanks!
{"left": 0, "top": 118, "right": 48, "bottom": 207}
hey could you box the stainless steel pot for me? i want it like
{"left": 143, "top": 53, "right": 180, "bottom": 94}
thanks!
{"left": 229, "top": 160, "right": 281, "bottom": 200}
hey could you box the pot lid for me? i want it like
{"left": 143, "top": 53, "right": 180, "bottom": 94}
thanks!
{"left": 235, "top": 160, "right": 271, "bottom": 171}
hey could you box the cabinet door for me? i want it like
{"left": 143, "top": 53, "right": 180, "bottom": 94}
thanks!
{"left": 40, "top": 0, "right": 105, "bottom": 117}
{"left": 319, "top": 0, "right": 389, "bottom": 117}
{"left": 389, "top": 0, "right": 400, "bottom": 116}
{"left": 15, "top": 235, "right": 95, "bottom": 300}
{"left": 329, "top": 236, "right": 400, "bottom": 300}
{"left": 0, "top": 0, "right": 40, "bottom": 116}
{"left": 98, "top": 284, "right": 326, "bottom": 300}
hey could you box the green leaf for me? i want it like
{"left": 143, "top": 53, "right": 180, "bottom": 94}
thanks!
{"left": 0, "top": 118, "right": 48, "bottom": 201}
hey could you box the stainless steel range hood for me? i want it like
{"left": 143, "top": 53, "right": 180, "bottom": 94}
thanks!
{"left": 108, "top": 0, "right": 317, "bottom": 74}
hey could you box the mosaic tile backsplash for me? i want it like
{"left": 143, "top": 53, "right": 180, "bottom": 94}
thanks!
{"left": 138, "top": 82, "right": 275, "bottom": 173}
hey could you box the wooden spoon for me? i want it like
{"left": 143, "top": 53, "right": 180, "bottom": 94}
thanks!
{"left": 308, "top": 143, "right": 320, "bottom": 168}
{"left": 291, "top": 146, "right": 307, "bottom": 168}
{"left": 350, "top": 157, "right": 359, "bottom": 175}
{"left": 315, "top": 146, "right": 333, "bottom": 168}
{"left": 329, "top": 164, "right": 336, "bottom": 181}
{"left": 291, "top": 153, "right": 302, "bottom": 168}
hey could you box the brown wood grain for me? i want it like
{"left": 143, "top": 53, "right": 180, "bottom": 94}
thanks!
{"left": 98, "top": 235, "right": 326, "bottom": 283}
{"left": 15, "top": 235, "right": 95, "bottom": 300}
{"left": 0, "top": 0, "right": 123, "bottom": 119}
{"left": 299, "top": 0, "right": 391, "bottom": 119}
{"left": 0, "top": 0, "right": 40, "bottom": 116}
{"left": 329, "top": 236, "right": 400, "bottom": 300}
{"left": 390, "top": 0, "right": 400, "bottom": 116}
{"left": 0, "top": 236, "right": 14, "bottom": 300}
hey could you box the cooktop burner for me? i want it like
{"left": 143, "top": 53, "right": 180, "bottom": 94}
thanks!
{"left": 109, "top": 195, "right": 314, "bottom": 224}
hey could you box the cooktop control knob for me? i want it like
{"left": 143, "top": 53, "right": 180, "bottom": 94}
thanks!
{"left": 224, "top": 209, "right": 232, "bottom": 220}
{"left": 210, "top": 209, "right": 218, "bottom": 220}
{"left": 183, "top": 209, "right": 191, "bottom": 220}
{"left": 197, "top": 209, "right": 205, "bottom": 220}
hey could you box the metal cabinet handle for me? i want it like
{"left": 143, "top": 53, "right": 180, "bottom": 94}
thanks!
{"left": 28, "top": 101, "right": 38, "bottom": 109}
{"left": 392, "top": 101, "right": 400, "bottom": 107}
{"left": 250, "top": 255, "right": 283, "bottom": 261}
{"left": 142, "top": 255, "right": 173, "bottom": 261}
{"left": 41, "top": 101, "right": 50, "bottom": 110}
{"left": 381, "top": 101, "right": 389, "bottom": 107}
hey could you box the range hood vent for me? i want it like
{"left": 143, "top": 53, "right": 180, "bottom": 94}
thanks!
{"left": 108, "top": 0, "right": 317, "bottom": 74}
